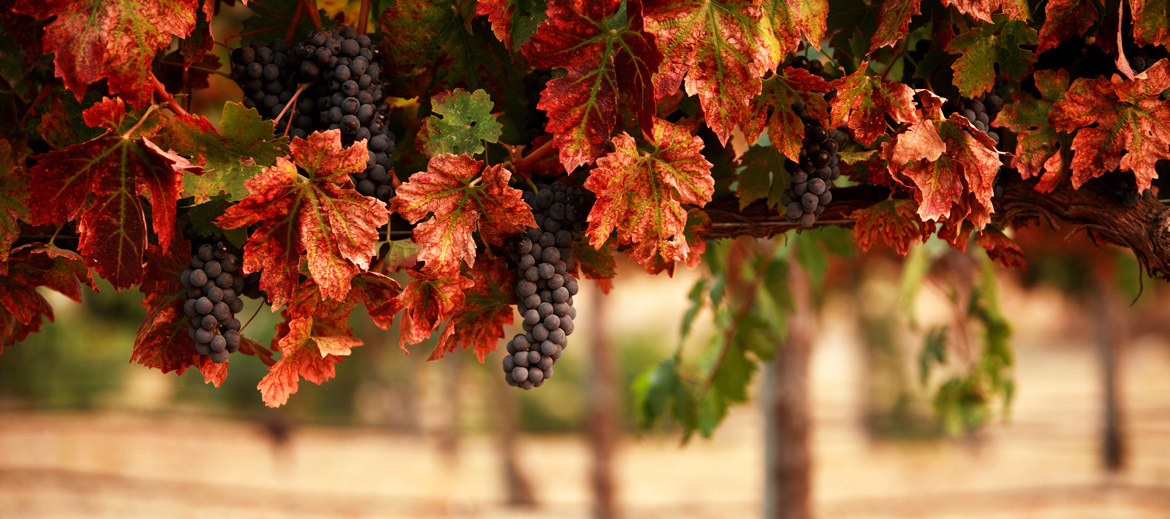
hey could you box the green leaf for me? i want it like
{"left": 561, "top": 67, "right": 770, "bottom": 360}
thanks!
{"left": 737, "top": 144, "right": 790, "bottom": 210}
{"left": 183, "top": 197, "right": 248, "bottom": 248}
{"left": 918, "top": 325, "right": 947, "bottom": 385}
{"left": 632, "top": 357, "right": 692, "bottom": 430}
{"left": 680, "top": 278, "right": 708, "bottom": 342}
{"left": 165, "top": 102, "right": 289, "bottom": 203}
{"left": 419, "top": 89, "right": 503, "bottom": 157}
{"left": 946, "top": 19, "right": 1038, "bottom": 98}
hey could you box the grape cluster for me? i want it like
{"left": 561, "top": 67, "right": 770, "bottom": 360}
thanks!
{"left": 944, "top": 93, "right": 1004, "bottom": 146}
{"left": 230, "top": 27, "right": 397, "bottom": 203}
{"left": 780, "top": 108, "right": 845, "bottom": 228}
{"left": 182, "top": 242, "right": 246, "bottom": 363}
{"left": 1098, "top": 170, "right": 1155, "bottom": 207}
{"left": 502, "top": 183, "right": 592, "bottom": 389}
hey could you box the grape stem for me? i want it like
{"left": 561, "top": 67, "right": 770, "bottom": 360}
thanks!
{"left": 513, "top": 138, "right": 556, "bottom": 173}
{"left": 358, "top": 0, "right": 371, "bottom": 34}
{"left": 273, "top": 84, "right": 309, "bottom": 138}
{"left": 152, "top": 76, "right": 192, "bottom": 119}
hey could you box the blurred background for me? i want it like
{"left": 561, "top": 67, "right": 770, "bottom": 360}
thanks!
{"left": 1, "top": 230, "right": 1170, "bottom": 519}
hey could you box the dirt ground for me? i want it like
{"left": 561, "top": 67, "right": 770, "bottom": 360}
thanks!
{"left": 1, "top": 288, "right": 1169, "bottom": 518}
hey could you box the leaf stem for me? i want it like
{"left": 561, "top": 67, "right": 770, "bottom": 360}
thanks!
{"left": 284, "top": 0, "right": 305, "bottom": 45}
{"left": 513, "top": 138, "right": 556, "bottom": 173}
{"left": 123, "top": 104, "right": 160, "bottom": 140}
{"left": 302, "top": 0, "right": 323, "bottom": 30}
{"left": 152, "top": 75, "right": 192, "bottom": 119}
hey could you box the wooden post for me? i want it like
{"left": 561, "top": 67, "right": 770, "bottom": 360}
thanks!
{"left": 762, "top": 258, "right": 813, "bottom": 519}
{"left": 588, "top": 283, "right": 618, "bottom": 519}
{"left": 491, "top": 376, "right": 537, "bottom": 506}
{"left": 1092, "top": 272, "right": 1127, "bottom": 472}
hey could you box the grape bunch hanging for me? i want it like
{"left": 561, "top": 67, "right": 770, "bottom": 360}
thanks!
{"left": 229, "top": 26, "right": 397, "bottom": 202}
{"left": 781, "top": 57, "right": 845, "bottom": 228}
{"left": 182, "top": 242, "right": 246, "bottom": 363}
{"left": 501, "top": 183, "right": 592, "bottom": 389}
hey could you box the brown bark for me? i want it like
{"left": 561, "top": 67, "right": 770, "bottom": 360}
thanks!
{"left": 588, "top": 283, "right": 619, "bottom": 519}
{"left": 762, "top": 256, "right": 814, "bottom": 519}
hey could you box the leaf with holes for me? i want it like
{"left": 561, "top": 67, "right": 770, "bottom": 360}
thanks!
{"left": 13, "top": 0, "right": 199, "bottom": 106}
{"left": 994, "top": 69, "right": 1071, "bottom": 192}
{"left": 828, "top": 64, "right": 919, "bottom": 146}
{"left": 1049, "top": 59, "right": 1170, "bottom": 192}
{"left": 645, "top": 0, "right": 779, "bottom": 145}
{"left": 585, "top": 118, "right": 714, "bottom": 268}
{"left": 947, "top": 19, "right": 1038, "bottom": 98}
{"left": 419, "top": 89, "right": 503, "bottom": 158}
{"left": 162, "top": 102, "right": 289, "bottom": 203}
{"left": 217, "top": 130, "right": 387, "bottom": 308}
{"left": 25, "top": 97, "right": 188, "bottom": 289}
{"left": 391, "top": 154, "right": 534, "bottom": 277}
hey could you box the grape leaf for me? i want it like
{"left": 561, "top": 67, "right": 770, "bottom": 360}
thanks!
{"left": 736, "top": 144, "right": 790, "bottom": 210}
{"left": 257, "top": 279, "right": 366, "bottom": 408}
{"left": 993, "top": 69, "right": 1071, "bottom": 192}
{"left": 885, "top": 112, "right": 1000, "bottom": 232}
{"left": 25, "top": 97, "right": 188, "bottom": 289}
{"left": 643, "top": 207, "right": 710, "bottom": 275}
{"left": 350, "top": 270, "right": 404, "bottom": 330}
{"left": 584, "top": 117, "right": 714, "bottom": 268}
{"left": 13, "top": 0, "right": 199, "bottom": 107}
{"left": 851, "top": 199, "right": 926, "bottom": 255}
{"left": 645, "top": 0, "right": 780, "bottom": 145}
{"left": 476, "top": 0, "right": 548, "bottom": 50}
{"left": 1049, "top": 59, "right": 1170, "bottom": 192}
{"left": 1131, "top": 0, "right": 1170, "bottom": 48}
{"left": 522, "top": 0, "right": 662, "bottom": 171}
{"left": 432, "top": 260, "right": 515, "bottom": 361}
{"left": 0, "top": 140, "right": 28, "bottom": 273}
{"left": 162, "top": 102, "right": 290, "bottom": 203}
{"left": 946, "top": 19, "right": 1038, "bottom": 98}
{"left": 391, "top": 154, "right": 534, "bottom": 277}
{"left": 182, "top": 197, "right": 249, "bottom": 248}
{"left": 573, "top": 234, "right": 617, "bottom": 293}
{"left": 827, "top": 63, "right": 919, "bottom": 146}
{"left": 0, "top": 245, "right": 92, "bottom": 354}
{"left": 1036, "top": 0, "right": 1097, "bottom": 54}
{"left": 941, "top": 0, "right": 1029, "bottom": 23}
{"left": 35, "top": 91, "right": 104, "bottom": 149}
{"left": 394, "top": 269, "right": 475, "bottom": 351}
{"left": 762, "top": 0, "right": 829, "bottom": 56}
{"left": 869, "top": 0, "right": 922, "bottom": 52}
{"left": 977, "top": 226, "right": 1026, "bottom": 269}
{"left": 418, "top": 89, "right": 503, "bottom": 158}
{"left": 217, "top": 130, "right": 388, "bottom": 308}
{"left": 131, "top": 239, "right": 228, "bottom": 387}
{"left": 741, "top": 67, "right": 832, "bottom": 163}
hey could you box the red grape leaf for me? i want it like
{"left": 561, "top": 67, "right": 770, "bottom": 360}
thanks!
{"left": 1037, "top": 0, "right": 1097, "bottom": 54}
{"left": 870, "top": 0, "right": 923, "bottom": 52}
{"left": 432, "top": 260, "right": 515, "bottom": 361}
{"left": 476, "top": 0, "right": 547, "bottom": 50}
{"left": 1131, "top": 0, "right": 1170, "bottom": 48}
{"left": 946, "top": 19, "right": 1038, "bottom": 98}
{"left": 993, "top": 69, "right": 1071, "bottom": 192}
{"left": 218, "top": 130, "right": 387, "bottom": 308}
{"left": 13, "top": 0, "right": 199, "bottom": 107}
{"left": 585, "top": 117, "right": 714, "bottom": 267}
{"left": 852, "top": 199, "right": 928, "bottom": 255}
{"left": 522, "top": 0, "right": 661, "bottom": 171}
{"left": 763, "top": 0, "right": 829, "bottom": 56}
{"left": 827, "top": 64, "right": 919, "bottom": 146}
{"left": 1049, "top": 59, "right": 1170, "bottom": 191}
{"left": 885, "top": 113, "right": 1000, "bottom": 231}
{"left": 645, "top": 0, "right": 780, "bottom": 145}
{"left": 391, "top": 154, "right": 534, "bottom": 277}
{"left": 130, "top": 239, "right": 227, "bottom": 387}
{"left": 161, "top": 102, "right": 289, "bottom": 203}
{"left": 35, "top": 92, "right": 105, "bottom": 149}
{"left": 941, "top": 0, "right": 1028, "bottom": 23}
{"left": 642, "top": 207, "right": 710, "bottom": 275}
{"left": 0, "top": 245, "right": 91, "bottom": 354}
{"left": 257, "top": 280, "right": 365, "bottom": 408}
{"left": 742, "top": 67, "right": 832, "bottom": 163}
{"left": 0, "top": 140, "right": 28, "bottom": 274}
{"left": 350, "top": 270, "right": 403, "bottom": 330}
{"left": 25, "top": 97, "right": 186, "bottom": 289}
{"left": 977, "top": 226, "right": 1026, "bottom": 269}
{"left": 393, "top": 269, "right": 475, "bottom": 352}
